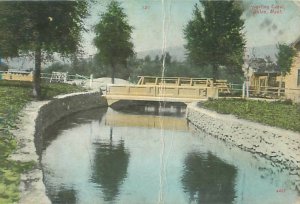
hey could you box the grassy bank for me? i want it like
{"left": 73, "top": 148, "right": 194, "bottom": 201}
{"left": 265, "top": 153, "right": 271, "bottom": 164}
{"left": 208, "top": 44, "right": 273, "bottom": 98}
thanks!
{"left": 202, "top": 99, "right": 300, "bottom": 133}
{"left": 0, "top": 81, "right": 85, "bottom": 203}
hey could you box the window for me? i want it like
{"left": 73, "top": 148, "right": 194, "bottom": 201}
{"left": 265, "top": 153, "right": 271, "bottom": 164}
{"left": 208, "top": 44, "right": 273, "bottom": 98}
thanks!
{"left": 298, "top": 69, "right": 300, "bottom": 86}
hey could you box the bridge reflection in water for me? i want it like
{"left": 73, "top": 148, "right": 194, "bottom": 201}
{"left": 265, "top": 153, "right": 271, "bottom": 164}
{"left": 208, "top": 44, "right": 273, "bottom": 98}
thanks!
{"left": 105, "top": 103, "right": 188, "bottom": 131}
{"left": 104, "top": 108, "right": 188, "bottom": 131}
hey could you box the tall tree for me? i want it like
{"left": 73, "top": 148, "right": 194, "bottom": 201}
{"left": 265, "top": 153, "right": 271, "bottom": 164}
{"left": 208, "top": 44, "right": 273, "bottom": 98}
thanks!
{"left": 184, "top": 0, "right": 245, "bottom": 81}
{"left": 0, "top": 1, "right": 88, "bottom": 99}
{"left": 94, "top": 1, "right": 134, "bottom": 84}
{"left": 160, "top": 52, "right": 172, "bottom": 66}
{"left": 276, "top": 43, "right": 296, "bottom": 96}
{"left": 276, "top": 43, "right": 296, "bottom": 76}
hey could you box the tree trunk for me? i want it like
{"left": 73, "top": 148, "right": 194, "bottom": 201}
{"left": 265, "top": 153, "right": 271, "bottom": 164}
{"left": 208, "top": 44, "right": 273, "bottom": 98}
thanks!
{"left": 111, "top": 62, "right": 115, "bottom": 84}
{"left": 33, "top": 47, "right": 42, "bottom": 99}
{"left": 212, "top": 64, "right": 219, "bottom": 83}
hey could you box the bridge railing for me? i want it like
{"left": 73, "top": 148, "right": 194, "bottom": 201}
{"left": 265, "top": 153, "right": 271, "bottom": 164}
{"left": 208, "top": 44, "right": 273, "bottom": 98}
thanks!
{"left": 106, "top": 84, "right": 220, "bottom": 99}
{"left": 137, "top": 76, "right": 230, "bottom": 93}
{"left": 137, "top": 76, "right": 212, "bottom": 87}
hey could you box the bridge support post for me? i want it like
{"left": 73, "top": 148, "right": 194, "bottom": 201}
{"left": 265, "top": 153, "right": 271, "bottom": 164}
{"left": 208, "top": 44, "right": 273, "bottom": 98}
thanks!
{"left": 207, "top": 87, "right": 219, "bottom": 99}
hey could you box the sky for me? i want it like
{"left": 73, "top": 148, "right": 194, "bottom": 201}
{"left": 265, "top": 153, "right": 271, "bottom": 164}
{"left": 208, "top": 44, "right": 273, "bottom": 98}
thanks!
{"left": 82, "top": 0, "right": 300, "bottom": 57}
{"left": 4, "top": 0, "right": 300, "bottom": 68}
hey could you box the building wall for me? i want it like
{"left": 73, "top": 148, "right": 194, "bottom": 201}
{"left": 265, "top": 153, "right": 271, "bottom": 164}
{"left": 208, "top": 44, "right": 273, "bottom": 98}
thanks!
{"left": 250, "top": 74, "right": 283, "bottom": 96}
{"left": 2, "top": 72, "right": 33, "bottom": 82}
{"left": 285, "top": 50, "right": 300, "bottom": 102}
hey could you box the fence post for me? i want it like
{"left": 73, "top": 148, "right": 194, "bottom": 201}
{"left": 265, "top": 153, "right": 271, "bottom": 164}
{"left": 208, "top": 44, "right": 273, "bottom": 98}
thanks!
{"left": 64, "top": 72, "right": 68, "bottom": 83}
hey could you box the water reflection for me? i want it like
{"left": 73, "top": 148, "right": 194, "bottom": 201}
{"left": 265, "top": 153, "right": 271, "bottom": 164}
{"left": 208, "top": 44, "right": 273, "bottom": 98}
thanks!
{"left": 181, "top": 152, "right": 237, "bottom": 204}
{"left": 53, "top": 187, "right": 77, "bottom": 204}
{"left": 41, "top": 106, "right": 300, "bottom": 204}
{"left": 91, "top": 128, "right": 130, "bottom": 202}
{"left": 41, "top": 108, "right": 107, "bottom": 150}
{"left": 105, "top": 109, "right": 188, "bottom": 131}
{"left": 112, "top": 101, "right": 186, "bottom": 117}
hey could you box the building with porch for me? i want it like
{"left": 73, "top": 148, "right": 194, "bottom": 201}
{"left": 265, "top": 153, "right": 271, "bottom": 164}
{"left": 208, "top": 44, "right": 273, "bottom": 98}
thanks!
{"left": 285, "top": 38, "right": 300, "bottom": 102}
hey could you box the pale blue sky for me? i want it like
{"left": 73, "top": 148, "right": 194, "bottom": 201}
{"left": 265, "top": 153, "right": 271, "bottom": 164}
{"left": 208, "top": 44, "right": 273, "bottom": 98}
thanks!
{"left": 82, "top": 0, "right": 300, "bottom": 56}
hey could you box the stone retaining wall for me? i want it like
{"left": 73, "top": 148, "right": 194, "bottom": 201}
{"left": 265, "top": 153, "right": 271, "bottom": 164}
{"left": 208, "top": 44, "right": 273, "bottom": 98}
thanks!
{"left": 11, "top": 91, "right": 107, "bottom": 204}
{"left": 34, "top": 92, "right": 107, "bottom": 155}
{"left": 186, "top": 103, "right": 300, "bottom": 176}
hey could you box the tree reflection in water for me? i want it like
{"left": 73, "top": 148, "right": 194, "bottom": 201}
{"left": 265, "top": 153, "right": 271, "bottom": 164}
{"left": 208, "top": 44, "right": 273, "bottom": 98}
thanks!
{"left": 181, "top": 152, "right": 237, "bottom": 204}
{"left": 51, "top": 187, "right": 77, "bottom": 204}
{"left": 91, "top": 128, "right": 130, "bottom": 202}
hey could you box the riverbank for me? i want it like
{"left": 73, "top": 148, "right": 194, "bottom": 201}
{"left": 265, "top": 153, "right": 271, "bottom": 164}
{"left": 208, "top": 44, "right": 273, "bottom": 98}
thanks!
{"left": 10, "top": 91, "right": 107, "bottom": 203}
{"left": 202, "top": 98, "right": 300, "bottom": 132}
{"left": 186, "top": 102, "right": 300, "bottom": 179}
{"left": 0, "top": 81, "right": 87, "bottom": 203}
{"left": 4, "top": 83, "right": 300, "bottom": 202}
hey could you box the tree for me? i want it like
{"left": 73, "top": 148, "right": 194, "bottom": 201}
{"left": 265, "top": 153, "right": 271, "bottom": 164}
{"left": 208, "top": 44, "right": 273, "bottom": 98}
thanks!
{"left": 94, "top": 1, "right": 134, "bottom": 84}
{"left": 276, "top": 44, "right": 296, "bottom": 76}
{"left": 144, "top": 55, "right": 152, "bottom": 63}
{"left": 276, "top": 43, "right": 296, "bottom": 95}
{"left": 44, "top": 62, "right": 71, "bottom": 74}
{"left": 160, "top": 52, "right": 172, "bottom": 66}
{"left": 184, "top": 0, "right": 245, "bottom": 81}
{"left": 0, "top": 1, "right": 88, "bottom": 99}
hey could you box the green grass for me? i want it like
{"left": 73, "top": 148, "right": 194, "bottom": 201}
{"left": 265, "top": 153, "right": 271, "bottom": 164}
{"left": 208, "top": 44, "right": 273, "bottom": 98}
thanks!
{"left": 202, "top": 98, "right": 300, "bottom": 132}
{"left": 0, "top": 80, "right": 86, "bottom": 203}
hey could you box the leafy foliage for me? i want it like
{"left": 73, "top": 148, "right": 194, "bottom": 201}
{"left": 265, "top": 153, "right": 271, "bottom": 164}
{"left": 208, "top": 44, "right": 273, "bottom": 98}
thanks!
{"left": 276, "top": 44, "right": 296, "bottom": 76}
{"left": 43, "top": 51, "right": 243, "bottom": 84}
{"left": 0, "top": 62, "right": 8, "bottom": 71}
{"left": 202, "top": 99, "right": 300, "bottom": 132}
{"left": 0, "top": 84, "right": 33, "bottom": 203}
{"left": 94, "top": 1, "right": 134, "bottom": 83}
{"left": 248, "top": 57, "right": 278, "bottom": 73}
{"left": 44, "top": 56, "right": 110, "bottom": 79}
{"left": 0, "top": 1, "right": 88, "bottom": 57}
{"left": 44, "top": 62, "right": 72, "bottom": 74}
{"left": 128, "top": 53, "right": 243, "bottom": 83}
{"left": 184, "top": 0, "right": 245, "bottom": 80}
{"left": 0, "top": 1, "right": 89, "bottom": 98}
{"left": 0, "top": 80, "right": 85, "bottom": 202}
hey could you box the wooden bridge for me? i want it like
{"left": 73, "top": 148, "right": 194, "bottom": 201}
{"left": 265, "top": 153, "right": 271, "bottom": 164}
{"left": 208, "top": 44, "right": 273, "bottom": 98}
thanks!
{"left": 104, "top": 76, "right": 230, "bottom": 106}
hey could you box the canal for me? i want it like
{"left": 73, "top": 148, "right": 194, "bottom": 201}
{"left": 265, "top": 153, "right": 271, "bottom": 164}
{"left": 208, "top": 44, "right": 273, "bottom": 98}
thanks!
{"left": 41, "top": 104, "right": 300, "bottom": 204}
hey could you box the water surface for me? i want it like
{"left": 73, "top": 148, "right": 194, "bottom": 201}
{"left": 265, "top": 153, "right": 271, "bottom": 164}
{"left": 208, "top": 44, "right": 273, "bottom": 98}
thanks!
{"left": 41, "top": 105, "right": 300, "bottom": 204}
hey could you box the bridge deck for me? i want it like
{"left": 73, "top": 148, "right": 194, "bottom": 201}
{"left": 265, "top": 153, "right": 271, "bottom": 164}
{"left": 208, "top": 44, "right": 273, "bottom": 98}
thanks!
{"left": 105, "top": 94, "right": 207, "bottom": 104}
{"left": 104, "top": 76, "right": 224, "bottom": 106}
